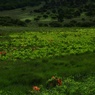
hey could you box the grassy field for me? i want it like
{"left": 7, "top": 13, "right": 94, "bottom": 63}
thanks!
{"left": 0, "top": 27, "right": 95, "bottom": 95}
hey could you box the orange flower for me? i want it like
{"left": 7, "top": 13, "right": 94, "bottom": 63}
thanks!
{"left": 33, "top": 86, "right": 40, "bottom": 91}
{"left": 0, "top": 51, "right": 6, "bottom": 55}
{"left": 0, "top": 52, "right": 2, "bottom": 55}
{"left": 57, "top": 79, "right": 62, "bottom": 86}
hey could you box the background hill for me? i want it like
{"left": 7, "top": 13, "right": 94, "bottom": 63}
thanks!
{"left": 0, "top": 0, "right": 42, "bottom": 10}
{"left": 0, "top": 0, "right": 95, "bottom": 27}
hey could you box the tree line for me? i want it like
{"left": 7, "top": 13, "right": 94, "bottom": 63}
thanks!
{"left": 0, "top": 0, "right": 41, "bottom": 11}
{"left": 0, "top": 16, "right": 26, "bottom": 26}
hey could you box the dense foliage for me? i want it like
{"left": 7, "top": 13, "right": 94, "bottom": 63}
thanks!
{"left": 0, "top": 76, "right": 95, "bottom": 95}
{"left": 0, "top": 16, "right": 26, "bottom": 26}
{"left": 1, "top": 28, "right": 95, "bottom": 61}
{"left": 0, "top": 0, "right": 41, "bottom": 10}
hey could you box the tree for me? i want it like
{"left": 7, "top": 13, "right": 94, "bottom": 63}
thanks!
{"left": 43, "top": 14, "right": 48, "bottom": 19}
{"left": 34, "top": 17, "right": 40, "bottom": 22}
{"left": 57, "top": 8, "right": 64, "bottom": 22}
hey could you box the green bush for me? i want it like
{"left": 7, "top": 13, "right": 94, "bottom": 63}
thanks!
{"left": 49, "top": 21, "right": 62, "bottom": 27}
{"left": 0, "top": 16, "right": 26, "bottom": 26}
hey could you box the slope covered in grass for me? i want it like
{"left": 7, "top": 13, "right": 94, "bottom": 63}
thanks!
{"left": 0, "top": 27, "right": 95, "bottom": 94}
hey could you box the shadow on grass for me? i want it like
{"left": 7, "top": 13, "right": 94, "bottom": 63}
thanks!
{"left": 0, "top": 52, "right": 95, "bottom": 92}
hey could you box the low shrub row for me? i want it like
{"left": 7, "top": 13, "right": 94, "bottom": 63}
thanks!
{"left": 0, "top": 16, "right": 26, "bottom": 26}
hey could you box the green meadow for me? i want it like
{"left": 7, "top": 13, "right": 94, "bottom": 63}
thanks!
{"left": 0, "top": 27, "right": 95, "bottom": 95}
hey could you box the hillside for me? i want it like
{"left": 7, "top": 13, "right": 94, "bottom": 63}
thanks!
{"left": 0, "top": 0, "right": 42, "bottom": 10}
{"left": 0, "top": 0, "right": 95, "bottom": 27}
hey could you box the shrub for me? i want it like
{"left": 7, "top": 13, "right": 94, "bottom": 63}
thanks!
{"left": 77, "top": 21, "right": 95, "bottom": 27}
{"left": 49, "top": 21, "right": 62, "bottom": 27}
{"left": 21, "top": 7, "right": 26, "bottom": 11}
{"left": 25, "top": 19, "right": 31, "bottom": 23}
{"left": 34, "top": 17, "right": 40, "bottom": 22}
{"left": 46, "top": 76, "right": 62, "bottom": 88}
{"left": 81, "top": 18, "right": 85, "bottom": 21}
{"left": 0, "top": 16, "right": 26, "bottom": 26}
{"left": 43, "top": 14, "right": 48, "bottom": 19}
{"left": 38, "top": 23, "right": 49, "bottom": 27}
